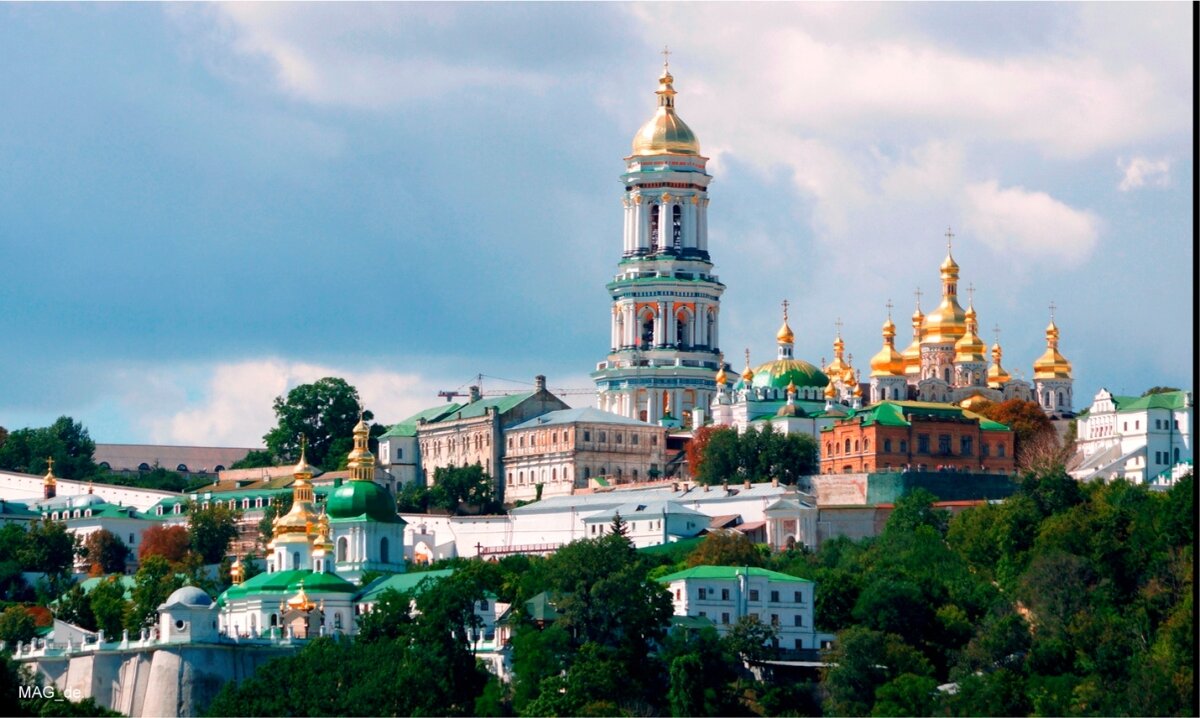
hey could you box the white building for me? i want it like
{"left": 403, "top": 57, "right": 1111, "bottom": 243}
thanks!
{"left": 580, "top": 500, "right": 708, "bottom": 546}
{"left": 1070, "top": 389, "right": 1192, "bottom": 485}
{"left": 657, "top": 566, "right": 831, "bottom": 652}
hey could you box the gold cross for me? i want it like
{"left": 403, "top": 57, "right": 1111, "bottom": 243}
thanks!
{"left": 966, "top": 283, "right": 975, "bottom": 306}
{"left": 945, "top": 226, "right": 955, "bottom": 252}
{"left": 1049, "top": 300, "right": 1057, "bottom": 321}
{"left": 914, "top": 287, "right": 923, "bottom": 309}
{"left": 834, "top": 317, "right": 843, "bottom": 337}
{"left": 885, "top": 299, "right": 894, "bottom": 319}
{"left": 781, "top": 299, "right": 789, "bottom": 321}
{"left": 992, "top": 324, "right": 1001, "bottom": 345}
{"left": 45, "top": 457, "right": 55, "bottom": 473}
{"left": 744, "top": 347, "right": 751, "bottom": 367}
{"left": 661, "top": 45, "right": 671, "bottom": 69}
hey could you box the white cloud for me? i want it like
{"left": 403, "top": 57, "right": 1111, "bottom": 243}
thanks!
{"left": 1117, "top": 156, "right": 1172, "bottom": 191}
{"left": 118, "top": 359, "right": 434, "bottom": 447}
{"left": 962, "top": 181, "right": 1101, "bottom": 264}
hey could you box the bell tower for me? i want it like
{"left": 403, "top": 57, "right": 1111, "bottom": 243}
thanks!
{"left": 592, "top": 54, "right": 724, "bottom": 426}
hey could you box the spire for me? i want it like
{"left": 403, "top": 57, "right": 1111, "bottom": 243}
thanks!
{"left": 43, "top": 457, "right": 57, "bottom": 500}
{"left": 347, "top": 410, "right": 376, "bottom": 482}
{"left": 924, "top": 227, "right": 967, "bottom": 344}
{"left": 825, "top": 318, "right": 850, "bottom": 378}
{"left": 631, "top": 51, "right": 700, "bottom": 157}
{"left": 741, "top": 348, "right": 754, "bottom": 382}
{"left": 1033, "top": 302, "right": 1073, "bottom": 379}
{"left": 955, "top": 287, "right": 986, "bottom": 364}
{"left": 272, "top": 434, "right": 318, "bottom": 544}
{"left": 871, "top": 301, "right": 905, "bottom": 377}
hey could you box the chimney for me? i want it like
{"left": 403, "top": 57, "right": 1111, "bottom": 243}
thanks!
{"left": 469, "top": 385, "right": 481, "bottom": 402}
{"left": 744, "top": 479, "right": 751, "bottom": 489}
{"left": 534, "top": 375, "right": 546, "bottom": 392}
{"left": 771, "top": 477, "right": 779, "bottom": 488}
{"left": 692, "top": 408, "right": 705, "bottom": 428}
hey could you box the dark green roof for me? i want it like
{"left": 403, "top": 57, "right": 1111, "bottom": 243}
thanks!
{"left": 525, "top": 591, "right": 562, "bottom": 622}
{"left": 355, "top": 569, "right": 454, "bottom": 603}
{"left": 381, "top": 404, "right": 463, "bottom": 438}
{"left": 657, "top": 566, "right": 813, "bottom": 584}
{"left": 750, "top": 359, "right": 830, "bottom": 390}
{"left": 220, "top": 569, "right": 358, "bottom": 602}
{"left": 327, "top": 480, "right": 403, "bottom": 523}
{"left": 823, "top": 401, "right": 1011, "bottom": 432}
{"left": 455, "top": 392, "right": 537, "bottom": 420}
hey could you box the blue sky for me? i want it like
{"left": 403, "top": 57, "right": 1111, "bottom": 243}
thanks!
{"left": 0, "top": 3, "right": 1192, "bottom": 447}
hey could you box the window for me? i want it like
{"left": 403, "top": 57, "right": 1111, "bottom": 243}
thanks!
{"left": 177, "top": 464, "right": 188, "bottom": 472}
{"left": 698, "top": 587, "right": 708, "bottom": 600}
{"left": 616, "top": 434, "right": 623, "bottom": 444}
{"left": 917, "top": 435, "right": 930, "bottom": 454}
{"left": 338, "top": 537, "right": 348, "bottom": 562}
{"left": 396, "top": 448, "right": 403, "bottom": 460}
{"left": 632, "top": 434, "right": 639, "bottom": 445}
{"left": 675, "top": 589, "right": 681, "bottom": 600}
{"left": 651, "top": 435, "right": 658, "bottom": 446}
{"left": 599, "top": 431, "right": 607, "bottom": 442}
{"left": 771, "top": 614, "right": 780, "bottom": 626}
{"left": 381, "top": 537, "right": 389, "bottom": 563}
{"left": 899, "top": 440, "right": 908, "bottom": 453}
{"left": 334, "top": 613, "right": 343, "bottom": 630}
{"left": 883, "top": 438, "right": 892, "bottom": 453}
{"left": 938, "top": 434, "right": 951, "bottom": 454}
{"left": 770, "top": 590, "right": 780, "bottom": 603}
{"left": 794, "top": 614, "right": 804, "bottom": 627}
{"left": 960, "top": 436, "right": 973, "bottom": 456}
{"left": 1135, "top": 420, "right": 1140, "bottom": 430}
{"left": 479, "top": 599, "right": 489, "bottom": 611}
{"left": 721, "top": 588, "right": 730, "bottom": 601}
{"left": 721, "top": 612, "right": 730, "bottom": 625}
{"left": 793, "top": 591, "right": 804, "bottom": 604}
{"left": 584, "top": 431, "right": 591, "bottom": 441}
{"left": 997, "top": 444, "right": 1006, "bottom": 457}
{"left": 749, "top": 589, "right": 760, "bottom": 602}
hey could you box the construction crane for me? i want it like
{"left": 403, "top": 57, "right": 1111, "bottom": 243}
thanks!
{"left": 436, "top": 373, "right": 595, "bottom": 401}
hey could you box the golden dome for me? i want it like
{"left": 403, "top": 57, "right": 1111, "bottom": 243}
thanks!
{"left": 824, "top": 327, "right": 850, "bottom": 379}
{"left": 1033, "top": 321, "right": 1073, "bottom": 379}
{"left": 741, "top": 364, "right": 755, "bottom": 382}
{"left": 347, "top": 413, "right": 376, "bottom": 482}
{"left": 960, "top": 393, "right": 990, "bottom": 410}
{"left": 715, "top": 365, "right": 728, "bottom": 385}
{"left": 824, "top": 382, "right": 836, "bottom": 399}
{"left": 292, "top": 439, "right": 316, "bottom": 478}
{"left": 870, "top": 317, "right": 905, "bottom": 377}
{"left": 987, "top": 343, "right": 1012, "bottom": 388}
{"left": 630, "top": 66, "right": 701, "bottom": 157}
{"left": 776, "top": 319, "right": 795, "bottom": 345}
{"left": 954, "top": 305, "right": 987, "bottom": 363}
{"left": 786, "top": 379, "right": 797, "bottom": 394}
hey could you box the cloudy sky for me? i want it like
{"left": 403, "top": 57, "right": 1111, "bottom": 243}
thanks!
{"left": 0, "top": 3, "right": 1192, "bottom": 447}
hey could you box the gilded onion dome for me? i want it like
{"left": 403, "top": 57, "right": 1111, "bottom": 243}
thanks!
{"left": 273, "top": 440, "right": 318, "bottom": 544}
{"left": 824, "top": 382, "right": 836, "bottom": 399}
{"left": 741, "top": 349, "right": 755, "bottom": 383}
{"left": 776, "top": 314, "right": 795, "bottom": 345}
{"left": 630, "top": 62, "right": 701, "bottom": 157}
{"left": 824, "top": 329, "right": 850, "bottom": 379}
{"left": 714, "top": 361, "right": 728, "bottom": 386}
{"left": 902, "top": 302, "right": 924, "bottom": 377}
{"left": 954, "top": 305, "right": 987, "bottom": 363}
{"left": 870, "top": 316, "right": 905, "bottom": 377}
{"left": 922, "top": 243, "right": 968, "bottom": 344}
{"left": 346, "top": 415, "right": 375, "bottom": 482}
{"left": 1033, "top": 320, "right": 1073, "bottom": 379}
{"left": 987, "top": 343, "right": 1012, "bottom": 388}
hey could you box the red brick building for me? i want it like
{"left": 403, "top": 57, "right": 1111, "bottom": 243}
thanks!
{"left": 819, "top": 401, "right": 1015, "bottom": 474}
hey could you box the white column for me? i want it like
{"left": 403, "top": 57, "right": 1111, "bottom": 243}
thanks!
{"left": 649, "top": 392, "right": 660, "bottom": 423}
{"left": 698, "top": 200, "right": 708, "bottom": 251}
{"left": 683, "top": 201, "right": 695, "bottom": 249}
{"left": 638, "top": 201, "right": 650, "bottom": 251}
{"left": 624, "top": 305, "right": 635, "bottom": 347}
{"left": 659, "top": 202, "right": 670, "bottom": 250}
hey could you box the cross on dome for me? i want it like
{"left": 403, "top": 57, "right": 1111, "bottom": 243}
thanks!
{"left": 966, "top": 283, "right": 975, "bottom": 306}
{"left": 661, "top": 45, "right": 671, "bottom": 70}
{"left": 945, "top": 226, "right": 955, "bottom": 253}
{"left": 1049, "top": 300, "right": 1057, "bottom": 321}
{"left": 885, "top": 299, "right": 894, "bottom": 319}
{"left": 781, "top": 298, "right": 789, "bottom": 321}
{"left": 834, "top": 317, "right": 843, "bottom": 337}
{"left": 914, "top": 287, "right": 923, "bottom": 309}
{"left": 993, "top": 323, "right": 1002, "bottom": 344}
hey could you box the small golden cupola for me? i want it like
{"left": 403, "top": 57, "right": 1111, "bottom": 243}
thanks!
{"left": 921, "top": 228, "right": 968, "bottom": 345}
{"left": 230, "top": 556, "right": 244, "bottom": 586}
{"left": 824, "top": 319, "right": 850, "bottom": 379}
{"left": 987, "top": 342, "right": 1012, "bottom": 388}
{"left": 714, "top": 353, "right": 728, "bottom": 386}
{"left": 1033, "top": 315, "right": 1073, "bottom": 380}
{"left": 43, "top": 457, "right": 57, "bottom": 500}
{"left": 954, "top": 302, "right": 987, "bottom": 364}
{"left": 870, "top": 312, "right": 905, "bottom": 378}
{"left": 271, "top": 438, "right": 319, "bottom": 545}
{"left": 347, "top": 414, "right": 376, "bottom": 482}
{"left": 902, "top": 292, "right": 925, "bottom": 378}
{"left": 776, "top": 301, "right": 795, "bottom": 347}
{"left": 741, "top": 348, "right": 755, "bottom": 383}
{"left": 630, "top": 53, "right": 701, "bottom": 158}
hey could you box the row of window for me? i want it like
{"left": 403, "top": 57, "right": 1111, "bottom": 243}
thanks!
{"left": 694, "top": 610, "right": 805, "bottom": 628}
{"left": 824, "top": 435, "right": 1004, "bottom": 459}
{"left": 589, "top": 519, "right": 662, "bottom": 535}
{"left": 1153, "top": 449, "right": 1182, "bottom": 465}
{"left": 691, "top": 587, "right": 807, "bottom": 605}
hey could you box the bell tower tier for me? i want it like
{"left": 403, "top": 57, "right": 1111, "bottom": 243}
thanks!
{"left": 592, "top": 60, "right": 724, "bottom": 427}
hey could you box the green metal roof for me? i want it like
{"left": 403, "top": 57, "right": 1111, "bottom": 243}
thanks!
{"left": 826, "top": 401, "right": 1012, "bottom": 433}
{"left": 381, "top": 404, "right": 463, "bottom": 438}
{"left": 656, "top": 566, "right": 814, "bottom": 584}
{"left": 1115, "top": 391, "right": 1191, "bottom": 413}
{"left": 524, "top": 591, "right": 562, "bottom": 622}
{"left": 220, "top": 569, "right": 358, "bottom": 602}
{"left": 327, "top": 480, "right": 403, "bottom": 523}
{"left": 355, "top": 569, "right": 454, "bottom": 603}
{"left": 455, "top": 392, "right": 537, "bottom": 420}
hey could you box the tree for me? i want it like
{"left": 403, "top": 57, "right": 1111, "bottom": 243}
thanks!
{"left": 429, "top": 464, "right": 497, "bottom": 514}
{"left": 21, "top": 519, "right": 78, "bottom": 591}
{"left": 229, "top": 449, "right": 274, "bottom": 470}
{"left": 87, "top": 576, "right": 129, "bottom": 639}
{"left": 686, "top": 425, "right": 722, "bottom": 479}
{"left": 263, "top": 377, "right": 373, "bottom": 471}
{"left": 685, "top": 531, "right": 764, "bottom": 568}
{"left": 872, "top": 673, "right": 939, "bottom": 717}
{"left": 610, "top": 512, "right": 629, "bottom": 537}
{"left": 822, "top": 626, "right": 933, "bottom": 717}
{"left": 125, "top": 555, "right": 185, "bottom": 632}
{"left": 1142, "top": 386, "right": 1181, "bottom": 396}
{"left": 0, "top": 416, "right": 97, "bottom": 479}
{"left": 0, "top": 606, "right": 37, "bottom": 646}
{"left": 694, "top": 424, "right": 818, "bottom": 485}
{"left": 138, "top": 524, "right": 191, "bottom": 564}
{"left": 724, "top": 613, "right": 779, "bottom": 662}
{"left": 54, "top": 583, "right": 96, "bottom": 631}
{"left": 81, "top": 530, "right": 129, "bottom": 576}
{"left": 188, "top": 502, "right": 240, "bottom": 564}
{"left": 971, "top": 399, "right": 1059, "bottom": 470}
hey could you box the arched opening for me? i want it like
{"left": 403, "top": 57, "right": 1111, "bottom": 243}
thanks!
{"left": 292, "top": 552, "right": 300, "bottom": 570}
{"left": 176, "top": 464, "right": 188, "bottom": 472}
{"left": 676, "top": 314, "right": 688, "bottom": 347}
{"left": 672, "top": 204, "right": 682, "bottom": 248}
{"left": 640, "top": 311, "right": 655, "bottom": 348}
{"left": 1057, "top": 391, "right": 1064, "bottom": 407}
{"left": 649, "top": 204, "right": 660, "bottom": 251}
{"left": 380, "top": 537, "right": 389, "bottom": 564}
{"left": 943, "top": 367, "right": 951, "bottom": 382}
{"left": 337, "top": 537, "right": 348, "bottom": 563}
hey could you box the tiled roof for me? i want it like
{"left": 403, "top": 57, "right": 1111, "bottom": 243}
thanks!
{"left": 509, "top": 407, "right": 659, "bottom": 430}
{"left": 656, "top": 566, "right": 814, "bottom": 584}
{"left": 380, "top": 404, "right": 463, "bottom": 438}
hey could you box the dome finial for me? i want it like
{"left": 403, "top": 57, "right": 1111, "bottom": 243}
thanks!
{"left": 776, "top": 299, "right": 795, "bottom": 345}
{"left": 661, "top": 44, "right": 671, "bottom": 74}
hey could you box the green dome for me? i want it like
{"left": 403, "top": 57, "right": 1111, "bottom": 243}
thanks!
{"left": 750, "top": 359, "right": 829, "bottom": 390}
{"left": 326, "top": 481, "right": 402, "bottom": 523}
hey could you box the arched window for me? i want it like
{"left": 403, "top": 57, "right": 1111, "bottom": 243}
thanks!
{"left": 291, "top": 552, "right": 300, "bottom": 570}
{"left": 337, "top": 537, "right": 348, "bottom": 562}
{"left": 672, "top": 204, "right": 682, "bottom": 248}
{"left": 640, "top": 313, "right": 655, "bottom": 348}
{"left": 943, "top": 367, "right": 951, "bottom": 382}
{"left": 334, "top": 613, "right": 343, "bottom": 630}
{"left": 270, "top": 613, "right": 278, "bottom": 627}
{"left": 128, "top": 533, "right": 134, "bottom": 544}
{"left": 844, "top": 438, "right": 851, "bottom": 453}
{"left": 1057, "top": 391, "right": 1064, "bottom": 407}
{"left": 214, "top": 465, "right": 225, "bottom": 472}
{"left": 864, "top": 439, "right": 870, "bottom": 452}
{"left": 676, "top": 314, "right": 688, "bottom": 346}
{"left": 177, "top": 464, "right": 188, "bottom": 472}
{"left": 551, "top": 468, "right": 557, "bottom": 482}
{"left": 649, "top": 204, "right": 660, "bottom": 250}
{"left": 381, "top": 537, "right": 389, "bottom": 563}
{"left": 138, "top": 463, "right": 151, "bottom": 471}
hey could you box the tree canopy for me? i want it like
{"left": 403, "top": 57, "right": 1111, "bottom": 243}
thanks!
{"left": 187, "top": 502, "right": 240, "bottom": 564}
{"left": 693, "top": 423, "right": 818, "bottom": 485}
{"left": 0, "top": 416, "right": 96, "bottom": 480}
{"left": 263, "top": 377, "right": 376, "bottom": 471}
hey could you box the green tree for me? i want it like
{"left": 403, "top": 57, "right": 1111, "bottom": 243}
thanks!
{"left": 822, "top": 626, "right": 934, "bottom": 717}
{"left": 263, "top": 377, "right": 373, "bottom": 471}
{"left": 0, "top": 416, "right": 97, "bottom": 480}
{"left": 872, "top": 673, "right": 939, "bottom": 717}
{"left": 724, "top": 613, "right": 779, "bottom": 662}
{"left": 81, "top": 529, "right": 129, "bottom": 576}
{"left": 21, "top": 519, "right": 77, "bottom": 593}
{"left": 0, "top": 605, "right": 37, "bottom": 646}
{"left": 54, "top": 583, "right": 96, "bottom": 631}
{"left": 188, "top": 501, "right": 240, "bottom": 563}
{"left": 229, "top": 449, "right": 274, "bottom": 470}
{"left": 694, "top": 424, "right": 818, "bottom": 485}
{"left": 430, "top": 464, "right": 497, "bottom": 514}
{"left": 1141, "top": 385, "right": 1181, "bottom": 396}
{"left": 125, "top": 555, "right": 184, "bottom": 632}
{"left": 87, "top": 576, "right": 129, "bottom": 640}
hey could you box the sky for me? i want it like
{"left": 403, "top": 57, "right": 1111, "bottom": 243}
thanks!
{"left": 0, "top": 3, "right": 1193, "bottom": 448}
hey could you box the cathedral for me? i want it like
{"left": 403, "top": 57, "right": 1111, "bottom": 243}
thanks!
{"left": 593, "top": 62, "right": 1075, "bottom": 427}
